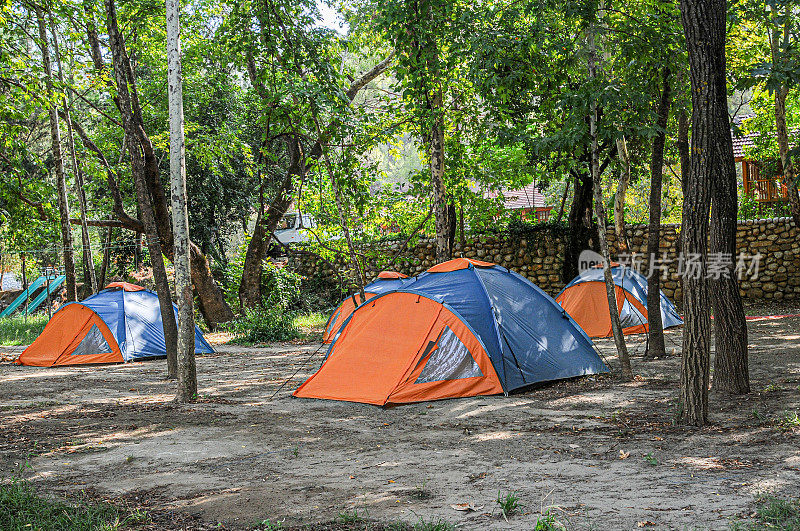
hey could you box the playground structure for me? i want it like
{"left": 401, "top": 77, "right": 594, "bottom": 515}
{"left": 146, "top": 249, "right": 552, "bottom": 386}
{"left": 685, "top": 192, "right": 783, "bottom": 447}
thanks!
{"left": 0, "top": 272, "right": 66, "bottom": 318}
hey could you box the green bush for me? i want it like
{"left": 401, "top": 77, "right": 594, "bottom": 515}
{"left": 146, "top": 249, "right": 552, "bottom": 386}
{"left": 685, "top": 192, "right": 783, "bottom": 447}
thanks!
{"left": 224, "top": 306, "right": 299, "bottom": 344}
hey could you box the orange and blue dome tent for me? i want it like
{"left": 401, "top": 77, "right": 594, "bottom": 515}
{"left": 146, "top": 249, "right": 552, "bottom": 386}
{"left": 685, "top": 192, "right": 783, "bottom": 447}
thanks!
{"left": 15, "top": 282, "right": 214, "bottom": 367}
{"left": 295, "top": 259, "right": 608, "bottom": 405}
{"left": 322, "top": 270, "right": 412, "bottom": 344}
{"left": 555, "top": 265, "right": 683, "bottom": 338}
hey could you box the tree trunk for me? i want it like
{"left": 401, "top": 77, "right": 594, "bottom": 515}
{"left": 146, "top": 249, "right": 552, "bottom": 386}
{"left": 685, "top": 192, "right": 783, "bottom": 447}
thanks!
{"left": 678, "top": 0, "right": 725, "bottom": 426}
{"left": 771, "top": 9, "right": 800, "bottom": 228}
{"left": 775, "top": 87, "right": 800, "bottom": 227}
{"left": 428, "top": 81, "right": 450, "bottom": 261}
{"left": 48, "top": 13, "right": 98, "bottom": 295}
{"left": 105, "top": 0, "right": 178, "bottom": 375}
{"left": 167, "top": 0, "right": 197, "bottom": 400}
{"left": 564, "top": 170, "right": 594, "bottom": 282}
{"left": 588, "top": 28, "right": 632, "bottom": 380}
{"left": 35, "top": 6, "right": 77, "bottom": 302}
{"left": 614, "top": 137, "right": 632, "bottom": 253}
{"left": 645, "top": 66, "right": 673, "bottom": 360}
{"left": 99, "top": 227, "right": 112, "bottom": 288}
{"left": 710, "top": 53, "right": 748, "bottom": 395}
{"left": 104, "top": 0, "right": 232, "bottom": 330}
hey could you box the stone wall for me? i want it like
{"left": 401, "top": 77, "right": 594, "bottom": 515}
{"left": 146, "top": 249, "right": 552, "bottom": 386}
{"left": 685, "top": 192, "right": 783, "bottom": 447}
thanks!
{"left": 290, "top": 217, "right": 800, "bottom": 302}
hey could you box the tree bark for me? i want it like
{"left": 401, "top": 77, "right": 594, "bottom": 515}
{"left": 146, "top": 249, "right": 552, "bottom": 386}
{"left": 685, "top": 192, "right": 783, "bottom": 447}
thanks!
{"left": 679, "top": 0, "right": 724, "bottom": 426}
{"left": 710, "top": 42, "right": 748, "bottom": 395}
{"left": 167, "top": 0, "right": 197, "bottom": 400}
{"left": 564, "top": 169, "right": 594, "bottom": 282}
{"left": 588, "top": 28, "right": 632, "bottom": 380}
{"left": 425, "top": 46, "right": 450, "bottom": 263}
{"left": 645, "top": 66, "right": 672, "bottom": 360}
{"left": 614, "top": 137, "right": 632, "bottom": 253}
{"left": 49, "top": 13, "right": 98, "bottom": 295}
{"left": 35, "top": 6, "right": 77, "bottom": 302}
{"left": 105, "top": 0, "right": 179, "bottom": 374}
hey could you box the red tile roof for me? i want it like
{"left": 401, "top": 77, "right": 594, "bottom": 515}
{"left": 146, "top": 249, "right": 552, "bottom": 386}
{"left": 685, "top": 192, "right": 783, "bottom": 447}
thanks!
{"left": 497, "top": 183, "right": 549, "bottom": 210}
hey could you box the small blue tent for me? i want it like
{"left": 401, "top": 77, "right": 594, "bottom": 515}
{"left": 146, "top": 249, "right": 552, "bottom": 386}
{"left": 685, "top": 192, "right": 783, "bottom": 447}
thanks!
{"left": 17, "top": 282, "right": 214, "bottom": 366}
{"left": 297, "top": 259, "right": 608, "bottom": 404}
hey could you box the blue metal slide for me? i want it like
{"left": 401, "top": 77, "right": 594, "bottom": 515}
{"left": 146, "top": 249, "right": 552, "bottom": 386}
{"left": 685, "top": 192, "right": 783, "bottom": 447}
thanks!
{"left": 0, "top": 276, "right": 47, "bottom": 318}
{"left": 23, "top": 275, "right": 66, "bottom": 315}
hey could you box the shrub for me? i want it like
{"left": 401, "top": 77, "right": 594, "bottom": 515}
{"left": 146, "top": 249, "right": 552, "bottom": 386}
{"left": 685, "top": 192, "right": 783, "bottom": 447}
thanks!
{"left": 224, "top": 306, "right": 299, "bottom": 344}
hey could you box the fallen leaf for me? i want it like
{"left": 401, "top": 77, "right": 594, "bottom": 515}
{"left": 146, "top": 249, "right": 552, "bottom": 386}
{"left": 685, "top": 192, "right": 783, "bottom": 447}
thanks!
{"left": 637, "top": 521, "right": 656, "bottom": 527}
{"left": 619, "top": 450, "right": 630, "bottom": 460}
{"left": 349, "top": 475, "right": 355, "bottom": 479}
{"left": 450, "top": 503, "right": 485, "bottom": 512}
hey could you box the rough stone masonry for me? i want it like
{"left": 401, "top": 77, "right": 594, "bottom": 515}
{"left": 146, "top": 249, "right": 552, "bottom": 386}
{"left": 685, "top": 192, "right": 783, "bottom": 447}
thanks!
{"left": 291, "top": 217, "right": 800, "bottom": 302}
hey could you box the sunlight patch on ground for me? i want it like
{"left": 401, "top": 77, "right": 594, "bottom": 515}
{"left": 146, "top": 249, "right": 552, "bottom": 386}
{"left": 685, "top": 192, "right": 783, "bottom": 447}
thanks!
{"left": 470, "top": 430, "right": 517, "bottom": 442}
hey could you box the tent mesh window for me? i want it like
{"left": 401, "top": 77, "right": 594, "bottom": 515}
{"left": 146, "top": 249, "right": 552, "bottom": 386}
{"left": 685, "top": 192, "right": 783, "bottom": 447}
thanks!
{"left": 415, "top": 326, "right": 482, "bottom": 383}
{"left": 71, "top": 324, "right": 112, "bottom": 356}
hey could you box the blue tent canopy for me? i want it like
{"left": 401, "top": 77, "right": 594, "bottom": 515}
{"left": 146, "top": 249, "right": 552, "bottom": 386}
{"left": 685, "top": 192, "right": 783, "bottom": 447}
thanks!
{"left": 74, "top": 287, "right": 214, "bottom": 361}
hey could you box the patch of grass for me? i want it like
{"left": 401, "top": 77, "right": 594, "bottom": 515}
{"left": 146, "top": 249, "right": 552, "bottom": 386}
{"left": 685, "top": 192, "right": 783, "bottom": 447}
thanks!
{"left": 337, "top": 509, "right": 365, "bottom": 524}
{"left": 732, "top": 495, "right": 800, "bottom": 530}
{"left": 0, "top": 477, "right": 147, "bottom": 530}
{"left": 0, "top": 313, "right": 48, "bottom": 346}
{"left": 775, "top": 411, "right": 800, "bottom": 433}
{"left": 411, "top": 517, "right": 455, "bottom": 531}
{"left": 255, "top": 519, "right": 284, "bottom": 530}
{"left": 496, "top": 490, "right": 521, "bottom": 518}
{"left": 763, "top": 383, "right": 781, "bottom": 393}
{"left": 293, "top": 311, "right": 328, "bottom": 340}
{"left": 644, "top": 453, "right": 659, "bottom": 466}
{"left": 534, "top": 508, "right": 567, "bottom": 530}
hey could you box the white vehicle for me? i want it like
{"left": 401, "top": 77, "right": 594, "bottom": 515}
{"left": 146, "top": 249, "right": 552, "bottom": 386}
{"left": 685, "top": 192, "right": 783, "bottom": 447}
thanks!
{"left": 274, "top": 213, "right": 317, "bottom": 244}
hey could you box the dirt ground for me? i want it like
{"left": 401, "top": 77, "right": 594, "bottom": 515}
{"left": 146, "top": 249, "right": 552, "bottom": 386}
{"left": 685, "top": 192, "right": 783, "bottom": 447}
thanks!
{"left": 1, "top": 303, "right": 799, "bottom": 530}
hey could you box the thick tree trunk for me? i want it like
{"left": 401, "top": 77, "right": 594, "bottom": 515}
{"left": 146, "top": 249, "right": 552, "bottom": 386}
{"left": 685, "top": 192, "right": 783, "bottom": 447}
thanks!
{"left": 167, "top": 0, "right": 197, "bottom": 400}
{"left": 614, "top": 137, "right": 632, "bottom": 252}
{"left": 679, "top": 0, "right": 725, "bottom": 426}
{"left": 588, "top": 29, "right": 632, "bottom": 380}
{"left": 710, "top": 65, "right": 748, "bottom": 395}
{"left": 105, "top": 0, "right": 178, "bottom": 373}
{"left": 645, "top": 67, "right": 672, "bottom": 360}
{"left": 710, "top": 201, "right": 749, "bottom": 394}
{"left": 36, "top": 7, "right": 77, "bottom": 302}
{"left": 564, "top": 170, "right": 594, "bottom": 282}
{"left": 49, "top": 14, "right": 98, "bottom": 295}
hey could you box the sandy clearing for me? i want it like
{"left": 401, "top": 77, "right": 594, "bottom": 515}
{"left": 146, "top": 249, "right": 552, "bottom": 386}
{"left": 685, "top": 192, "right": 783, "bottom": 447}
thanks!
{"left": 1, "top": 317, "right": 799, "bottom": 530}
